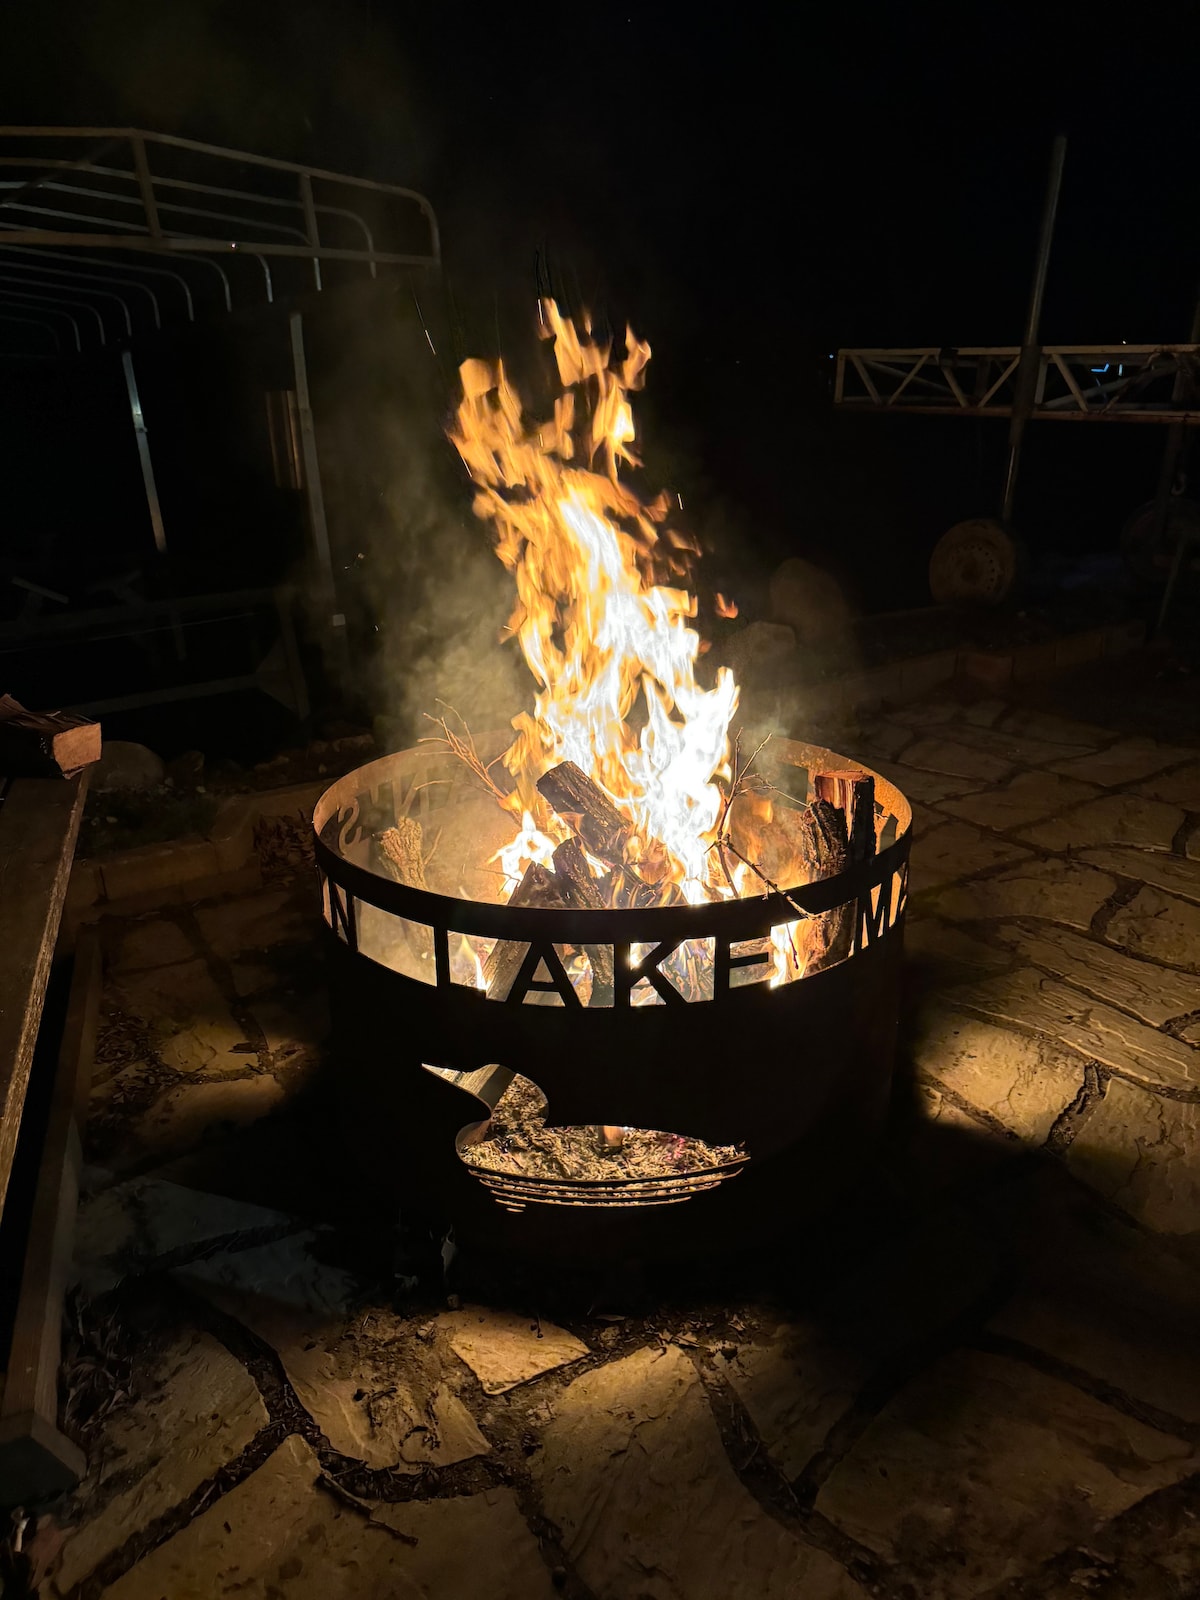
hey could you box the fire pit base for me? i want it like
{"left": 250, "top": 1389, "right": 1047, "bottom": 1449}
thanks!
{"left": 322, "top": 923, "right": 903, "bottom": 1264}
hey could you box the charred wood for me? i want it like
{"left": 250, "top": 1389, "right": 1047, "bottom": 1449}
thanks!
{"left": 484, "top": 862, "right": 567, "bottom": 1000}
{"left": 814, "top": 770, "right": 876, "bottom": 863}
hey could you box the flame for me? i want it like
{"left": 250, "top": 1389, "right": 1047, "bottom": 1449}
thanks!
{"left": 451, "top": 301, "right": 739, "bottom": 901}
{"left": 714, "top": 592, "right": 738, "bottom": 619}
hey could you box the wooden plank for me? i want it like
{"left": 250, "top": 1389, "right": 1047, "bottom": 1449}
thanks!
{"left": 0, "top": 924, "right": 100, "bottom": 1500}
{"left": 0, "top": 774, "right": 87, "bottom": 1224}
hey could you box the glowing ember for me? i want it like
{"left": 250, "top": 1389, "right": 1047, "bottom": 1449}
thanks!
{"left": 450, "top": 301, "right": 740, "bottom": 905}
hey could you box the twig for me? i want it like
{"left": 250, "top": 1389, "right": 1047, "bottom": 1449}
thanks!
{"left": 712, "top": 731, "right": 774, "bottom": 898}
{"left": 420, "top": 705, "right": 509, "bottom": 805}
{"left": 711, "top": 838, "right": 812, "bottom": 923}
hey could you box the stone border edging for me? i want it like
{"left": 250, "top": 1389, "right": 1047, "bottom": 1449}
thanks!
{"left": 65, "top": 780, "right": 328, "bottom": 925}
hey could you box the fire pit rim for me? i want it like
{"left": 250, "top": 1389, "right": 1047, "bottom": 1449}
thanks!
{"left": 312, "top": 737, "right": 913, "bottom": 946}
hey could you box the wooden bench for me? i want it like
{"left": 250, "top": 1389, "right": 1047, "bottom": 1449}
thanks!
{"left": 0, "top": 773, "right": 93, "bottom": 1500}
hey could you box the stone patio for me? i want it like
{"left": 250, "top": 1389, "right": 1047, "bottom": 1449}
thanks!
{"left": 25, "top": 688, "right": 1200, "bottom": 1598}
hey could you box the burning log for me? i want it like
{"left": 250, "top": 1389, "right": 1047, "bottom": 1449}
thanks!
{"left": 814, "top": 771, "right": 876, "bottom": 863}
{"left": 374, "top": 819, "right": 428, "bottom": 889}
{"left": 484, "top": 862, "right": 567, "bottom": 1000}
{"left": 536, "top": 761, "right": 633, "bottom": 864}
{"left": 553, "top": 838, "right": 615, "bottom": 1004}
{"left": 538, "top": 761, "right": 682, "bottom": 907}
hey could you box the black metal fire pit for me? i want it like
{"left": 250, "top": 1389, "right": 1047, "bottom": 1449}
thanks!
{"left": 313, "top": 736, "right": 911, "bottom": 1260}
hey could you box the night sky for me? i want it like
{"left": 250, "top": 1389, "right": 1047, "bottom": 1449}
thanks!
{"left": 3, "top": 3, "right": 1200, "bottom": 615}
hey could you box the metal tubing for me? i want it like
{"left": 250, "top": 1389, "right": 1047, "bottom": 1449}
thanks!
{"left": 0, "top": 244, "right": 192, "bottom": 318}
{"left": 289, "top": 310, "right": 343, "bottom": 669}
{"left": 121, "top": 350, "right": 167, "bottom": 554}
{"left": 0, "top": 270, "right": 131, "bottom": 335}
{"left": 129, "top": 133, "right": 162, "bottom": 238}
{"left": 1001, "top": 135, "right": 1067, "bottom": 523}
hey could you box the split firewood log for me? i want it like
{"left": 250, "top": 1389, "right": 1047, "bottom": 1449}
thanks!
{"left": 553, "top": 837, "right": 615, "bottom": 1004}
{"left": 374, "top": 818, "right": 428, "bottom": 889}
{"left": 814, "top": 770, "right": 876, "bottom": 863}
{"left": 0, "top": 694, "right": 100, "bottom": 778}
{"left": 538, "top": 760, "right": 681, "bottom": 906}
{"left": 536, "top": 761, "right": 634, "bottom": 864}
{"left": 484, "top": 862, "right": 568, "bottom": 1001}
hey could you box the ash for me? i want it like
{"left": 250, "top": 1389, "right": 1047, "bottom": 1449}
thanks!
{"left": 461, "top": 1074, "right": 743, "bottom": 1182}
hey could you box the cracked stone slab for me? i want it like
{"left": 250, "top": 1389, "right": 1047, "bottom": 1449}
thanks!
{"left": 996, "top": 708, "right": 1113, "bottom": 749}
{"left": 178, "top": 1230, "right": 357, "bottom": 1319}
{"left": 904, "top": 919, "right": 1013, "bottom": 980}
{"left": 988, "top": 1171, "right": 1200, "bottom": 1422}
{"left": 888, "top": 1083, "right": 1017, "bottom": 1199}
{"left": 1078, "top": 846, "right": 1200, "bottom": 905}
{"left": 57, "top": 1330, "right": 267, "bottom": 1594}
{"left": 908, "top": 820, "right": 1031, "bottom": 895}
{"left": 110, "top": 960, "right": 255, "bottom": 1076}
{"left": 908, "top": 1006, "right": 1082, "bottom": 1142}
{"left": 441, "top": 1306, "right": 588, "bottom": 1393}
{"left": 725, "top": 1323, "right": 869, "bottom": 1482}
{"left": 73, "top": 1178, "right": 297, "bottom": 1295}
{"left": 1017, "top": 793, "right": 1186, "bottom": 853}
{"left": 937, "top": 723, "right": 1095, "bottom": 767}
{"left": 938, "top": 769, "right": 1100, "bottom": 832}
{"left": 896, "top": 736, "right": 1016, "bottom": 785}
{"left": 907, "top": 801, "right": 946, "bottom": 839}
{"left": 854, "top": 717, "right": 917, "bottom": 759}
{"left": 534, "top": 1346, "right": 867, "bottom": 1600}
{"left": 108, "top": 917, "right": 197, "bottom": 974}
{"left": 1067, "top": 1077, "right": 1200, "bottom": 1234}
{"left": 730, "top": 1209, "right": 1003, "bottom": 1483}
{"left": 1049, "top": 738, "right": 1196, "bottom": 788}
{"left": 99, "top": 1435, "right": 553, "bottom": 1600}
{"left": 132, "top": 1076, "right": 286, "bottom": 1166}
{"left": 248, "top": 991, "right": 329, "bottom": 1073}
{"left": 959, "top": 698, "right": 1007, "bottom": 728}
{"left": 885, "top": 698, "right": 961, "bottom": 726}
{"left": 229, "top": 1299, "right": 488, "bottom": 1472}
{"left": 195, "top": 887, "right": 316, "bottom": 958}
{"left": 993, "top": 920, "right": 1199, "bottom": 1027}
{"left": 1132, "top": 759, "right": 1200, "bottom": 807}
{"left": 865, "top": 758, "right": 982, "bottom": 806}
{"left": 1106, "top": 885, "right": 1200, "bottom": 971}
{"left": 816, "top": 1349, "right": 1195, "bottom": 1599}
{"left": 930, "top": 858, "right": 1117, "bottom": 929}
{"left": 952, "top": 966, "right": 1200, "bottom": 1092}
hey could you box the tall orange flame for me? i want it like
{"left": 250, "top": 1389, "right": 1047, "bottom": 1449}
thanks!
{"left": 450, "top": 301, "right": 739, "bottom": 903}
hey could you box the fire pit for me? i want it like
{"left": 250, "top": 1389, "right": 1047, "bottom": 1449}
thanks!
{"left": 313, "top": 735, "right": 910, "bottom": 1256}
{"left": 312, "top": 300, "right": 912, "bottom": 1259}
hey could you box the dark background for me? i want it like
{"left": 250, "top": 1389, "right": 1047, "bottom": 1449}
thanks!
{"left": 1, "top": 1, "right": 1197, "bottom": 731}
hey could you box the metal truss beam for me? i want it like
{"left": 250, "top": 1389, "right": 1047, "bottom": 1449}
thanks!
{"left": 834, "top": 345, "right": 1200, "bottom": 424}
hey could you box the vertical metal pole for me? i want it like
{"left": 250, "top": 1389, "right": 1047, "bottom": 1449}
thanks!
{"left": 298, "top": 173, "right": 323, "bottom": 292}
{"left": 130, "top": 134, "right": 162, "bottom": 239}
{"left": 289, "top": 310, "right": 347, "bottom": 675}
{"left": 1000, "top": 135, "right": 1068, "bottom": 524}
{"left": 121, "top": 350, "right": 167, "bottom": 554}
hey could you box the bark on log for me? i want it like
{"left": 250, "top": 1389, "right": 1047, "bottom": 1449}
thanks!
{"left": 793, "top": 798, "right": 849, "bottom": 879}
{"left": 484, "top": 862, "right": 567, "bottom": 1000}
{"left": 553, "top": 838, "right": 615, "bottom": 1004}
{"left": 538, "top": 762, "right": 681, "bottom": 906}
{"left": 814, "top": 770, "right": 876, "bottom": 863}
{"left": 536, "top": 761, "right": 633, "bottom": 864}
{"left": 375, "top": 818, "right": 428, "bottom": 889}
